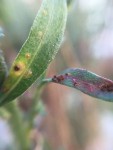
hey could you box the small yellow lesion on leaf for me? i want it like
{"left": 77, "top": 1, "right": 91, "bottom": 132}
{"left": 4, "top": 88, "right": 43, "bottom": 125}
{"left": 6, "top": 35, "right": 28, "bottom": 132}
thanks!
{"left": 24, "top": 69, "right": 32, "bottom": 78}
{"left": 13, "top": 61, "right": 26, "bottom": 76}
{"left": 25, "top": 53, "right": 31, "bottom": 59}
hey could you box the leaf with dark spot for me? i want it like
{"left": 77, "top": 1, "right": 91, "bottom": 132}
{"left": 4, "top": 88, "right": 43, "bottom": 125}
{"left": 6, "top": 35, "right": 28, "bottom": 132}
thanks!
{"left": 0, "top": 0, "right": 67, "bottom": 105}
{"left": 50, "top": 68, "right": 113, "bottom": 102}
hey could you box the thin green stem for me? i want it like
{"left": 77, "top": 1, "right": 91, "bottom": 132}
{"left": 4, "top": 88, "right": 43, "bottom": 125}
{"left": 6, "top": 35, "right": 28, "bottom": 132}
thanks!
{"left": 5, "top": 101, "right": 30, "bottom": 150}
{"left": 27, "top": 71, "right": 50, "bottom": 131}
{"left": 28, "top": 83, "right": 45, "bottom": 131}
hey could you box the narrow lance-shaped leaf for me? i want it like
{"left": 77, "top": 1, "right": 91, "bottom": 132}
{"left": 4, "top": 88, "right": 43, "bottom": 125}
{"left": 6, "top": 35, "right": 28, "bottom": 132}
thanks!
{"left": 48, "top": 68, "right": 113, "bottom": 102}
{"left": 0, "top": 0, "right": 67, "bottom": 105}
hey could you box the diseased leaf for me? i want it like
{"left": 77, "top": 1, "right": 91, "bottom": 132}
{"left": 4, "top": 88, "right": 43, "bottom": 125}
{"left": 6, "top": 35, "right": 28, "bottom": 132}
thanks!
{"left": 50, "top": 68, "right": 113, "bottom": 102}
{"left": 0, "top": 0, "right": 67, "bottom": 105}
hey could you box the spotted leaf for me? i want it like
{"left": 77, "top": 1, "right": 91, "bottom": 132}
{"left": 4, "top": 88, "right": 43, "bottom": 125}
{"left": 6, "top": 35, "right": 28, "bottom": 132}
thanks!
{"left": 0, "top": 0, "right": 67, "bottom": 105}
{"left": 50, "top": 68, "right": 113, "bottom": 102}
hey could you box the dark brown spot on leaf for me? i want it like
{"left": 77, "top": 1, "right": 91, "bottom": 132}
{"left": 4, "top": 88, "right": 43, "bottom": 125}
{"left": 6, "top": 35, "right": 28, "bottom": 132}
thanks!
{"left": 99, "top": 83, "right": 113, "bottom": 92}
{"left": 57, "top": 75, "right": 65, "bottom": 82}
{"left": 14, "top": 65, "right": 20, "bottom": 71}
{"left": 52, "top": 75, "right": 65, "bottom": 83}
{"left": 52, "top": 75, "right": 58, "bottom": 82}
{"left": 65, "top": 73, "right": 71, "bottom": 76}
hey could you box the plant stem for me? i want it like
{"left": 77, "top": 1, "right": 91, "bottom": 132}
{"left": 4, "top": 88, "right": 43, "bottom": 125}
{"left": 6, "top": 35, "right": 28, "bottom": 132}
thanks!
{"left": 28, "top": 84, "right": 44, "bottom": 131}
{"left": 5, "top": 101, "right": 30, "bottom": 150}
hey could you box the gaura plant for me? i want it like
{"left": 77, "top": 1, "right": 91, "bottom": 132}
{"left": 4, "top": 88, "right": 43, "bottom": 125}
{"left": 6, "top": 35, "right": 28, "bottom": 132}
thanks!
{"left": 0, "top": 0, "right": 113, "bottom": 107}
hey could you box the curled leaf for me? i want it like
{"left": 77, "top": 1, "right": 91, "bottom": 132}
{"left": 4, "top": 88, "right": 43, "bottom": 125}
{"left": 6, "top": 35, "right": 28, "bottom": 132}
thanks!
{"left": 50, "top": 68, "right": 113, "bottom": 102}
{"left": 0, "top": 0, "right": 67, "bottom": 105}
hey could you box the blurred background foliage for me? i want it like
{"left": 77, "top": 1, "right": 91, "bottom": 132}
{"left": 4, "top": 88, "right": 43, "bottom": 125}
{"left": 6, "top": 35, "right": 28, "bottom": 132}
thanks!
{"left": 1, "top": 0, "right": 113, "bottom": 150}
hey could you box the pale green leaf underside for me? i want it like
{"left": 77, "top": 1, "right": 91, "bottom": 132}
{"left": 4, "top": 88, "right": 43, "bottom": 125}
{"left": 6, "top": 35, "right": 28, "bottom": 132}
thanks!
{"left": 0, "top": 0, "right": 67, "bottom": 105}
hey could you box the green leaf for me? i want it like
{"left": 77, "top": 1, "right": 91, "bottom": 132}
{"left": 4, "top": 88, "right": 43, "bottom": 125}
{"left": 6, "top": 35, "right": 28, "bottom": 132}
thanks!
{"left": 0, "top": 0, "right": 67, "bottom": 105}
{"left": 0, "top": 50, "right": 8, "bottom": 86}
{"left": 48, "top": 68, "right": 113, "bottom": 102}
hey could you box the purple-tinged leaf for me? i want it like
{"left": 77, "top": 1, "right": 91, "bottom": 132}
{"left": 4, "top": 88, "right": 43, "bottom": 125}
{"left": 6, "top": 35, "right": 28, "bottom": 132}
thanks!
{"left": 50, "top": 68, "right": 113, "bottom": 102}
